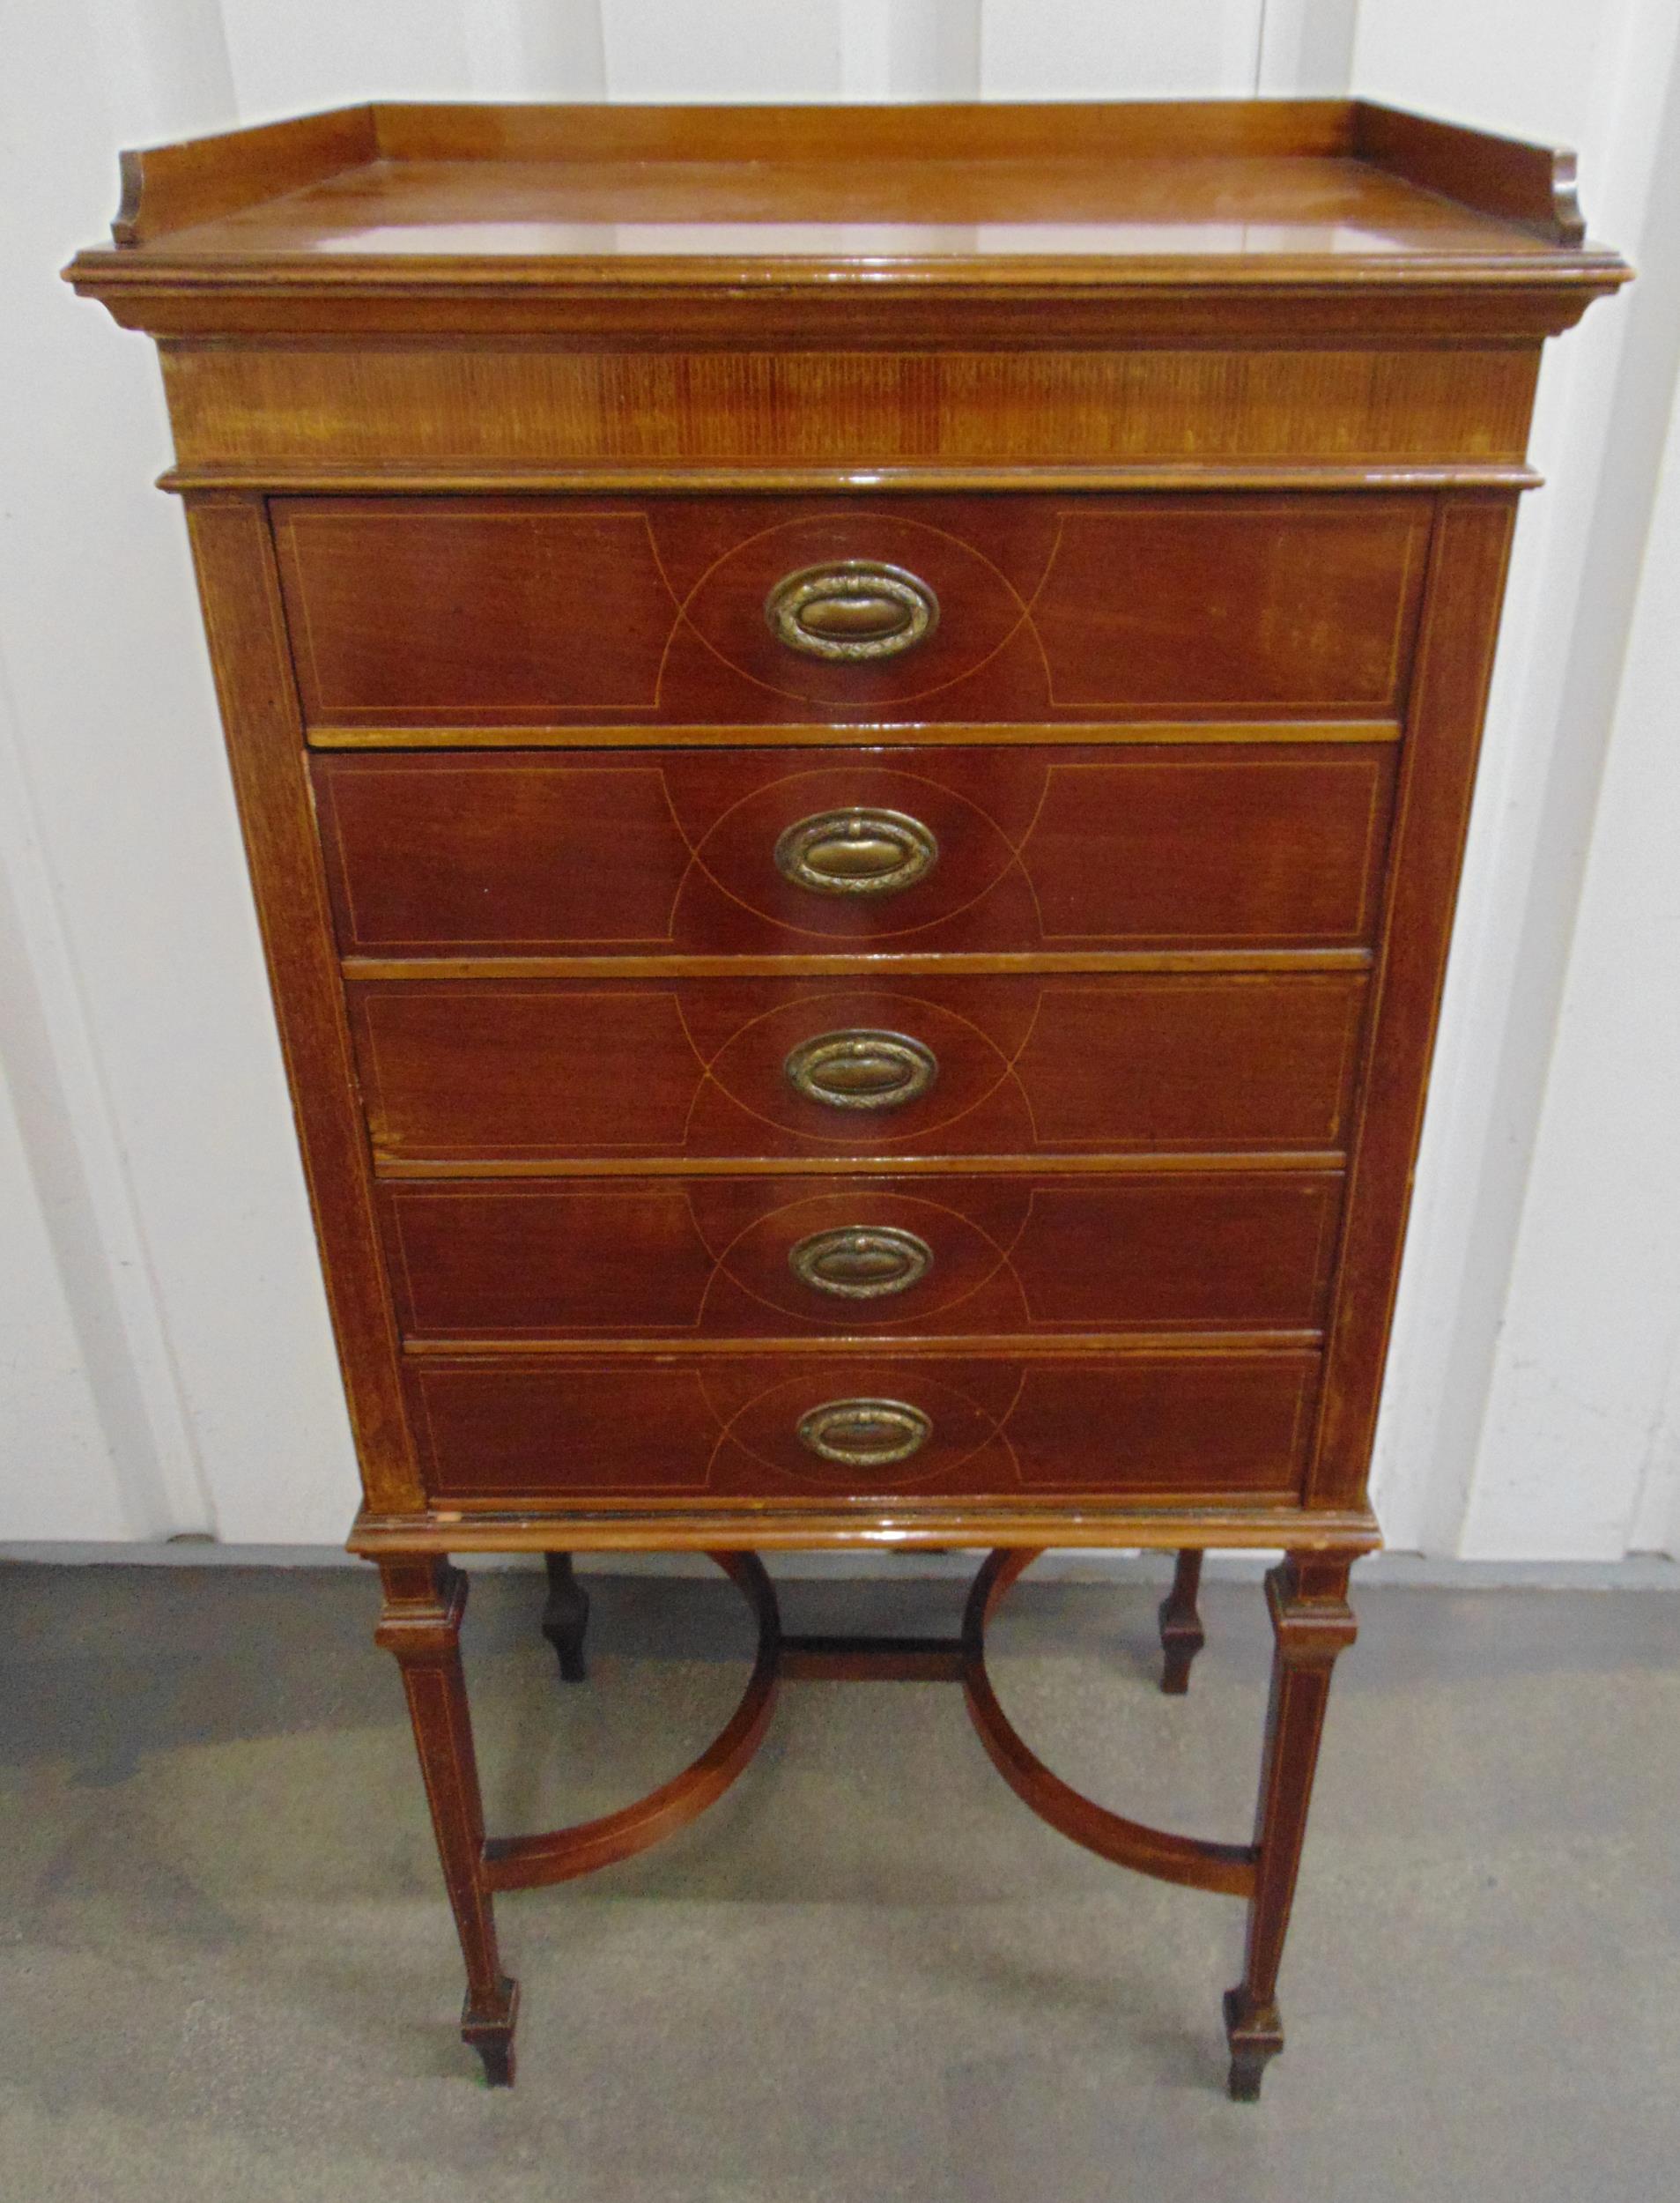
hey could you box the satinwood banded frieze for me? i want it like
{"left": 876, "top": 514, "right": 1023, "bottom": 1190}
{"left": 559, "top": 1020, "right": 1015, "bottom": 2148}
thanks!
{"left": 159, "top": 346, "right": 1544, "bottom": 472}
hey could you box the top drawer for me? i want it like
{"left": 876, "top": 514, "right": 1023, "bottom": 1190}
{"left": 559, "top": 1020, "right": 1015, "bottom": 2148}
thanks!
{"left": 273, "top": 493, "right": 1432, "bottom": 733}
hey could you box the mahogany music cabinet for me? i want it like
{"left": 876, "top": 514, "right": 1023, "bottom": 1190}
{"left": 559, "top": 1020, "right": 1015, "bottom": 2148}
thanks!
{"left": 70, "top": 97, "right": 1626, "bottom": 2097}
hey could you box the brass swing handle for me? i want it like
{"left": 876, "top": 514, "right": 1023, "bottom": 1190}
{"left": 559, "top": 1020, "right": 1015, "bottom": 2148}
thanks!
{"left": 773, "top": 806, "right": 939, "bottom": 898}
{"left": 783, "top": 1028, "right": 938, "bottom": 1111}
{"left": 788, "top": 1224, "right": 933, "bottom": 1301}
{"left": 765, "top": 560, "right": 939, "bottom": 662}
{"left": 796, "top": 1398, "right": 932, "bottom": 1469}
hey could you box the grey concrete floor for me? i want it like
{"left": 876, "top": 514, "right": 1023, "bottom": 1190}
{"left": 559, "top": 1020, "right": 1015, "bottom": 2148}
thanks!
{"left": 0, "top": 1561, "right": 1675, "bottom": 2203}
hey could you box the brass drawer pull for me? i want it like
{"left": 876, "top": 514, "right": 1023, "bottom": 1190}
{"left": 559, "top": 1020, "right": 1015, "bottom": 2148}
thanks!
{"left": 797, "top": 1398, "right": 931, "bottom": 1468}
{"left": 766, "top": 560, "right": 939, "bottom": 662}
{"left": 784, "top": 1028, "right": 937, "bottom": 1111}
{"left": 774, "top": 806, "right": 939, "bottom": 898}
{"left": 789, "top": 1225, "right": 933, "bottom": 1301}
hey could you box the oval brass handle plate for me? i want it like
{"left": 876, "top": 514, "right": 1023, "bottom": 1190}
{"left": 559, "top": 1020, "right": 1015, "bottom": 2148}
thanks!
{"left": 783, "top": 1028, "right": 938, "bottom": 1111}
{"left": 773, "top": 806, "right": 939, "bottom": 899}
{"left": 796, "top": 1398, "right": 932, "bottom": 1469}
{"left": 765, "top": 560, "right": 940, "bottom": 662}
{"left": 788, "top": 1225, "right": 934, "bottom": 1301}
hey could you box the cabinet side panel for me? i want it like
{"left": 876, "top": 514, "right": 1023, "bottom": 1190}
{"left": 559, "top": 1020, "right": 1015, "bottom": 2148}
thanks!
{"left": 184, "top": 493, "right": 420, "bottom": 1513}
{"left": 1307, "top": 495, "right": 1517, "bottom": 1508}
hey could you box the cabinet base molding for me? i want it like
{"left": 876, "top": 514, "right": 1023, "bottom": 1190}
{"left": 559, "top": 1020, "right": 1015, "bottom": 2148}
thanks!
{"left": 352, "top": 1502, "right": 1380, "bottom": 1556}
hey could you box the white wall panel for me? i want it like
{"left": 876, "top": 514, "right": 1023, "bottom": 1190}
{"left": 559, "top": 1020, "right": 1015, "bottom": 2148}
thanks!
{"left": 1, "top": 0, "right": 1673, "bottom": 1556}
{"left": 0, "top": 0, "right": 360, "bottom": 1547}
{"left": 1354, "top": 0, "right": 1680, "bottom": 1555}
{"left": 459, "top": 0, "right": 607, "bottom": 100}
{"left": 1631, "top": 1351, "right": 1680, "bottom": 1558}
{"left": 836, "top": 0, "right": 894, "bottom": 100}
{"left": 0, "top": 627, "right": 197, "bottom": 1545}
{"left": 1463, "top": 336, "right": 1680, "bottom": 1557}
{"left": 0, "top": 652, "right": 202, "bottom": 1542}
{"left": 1354, "top": 0, "right": 1624, "bottom": 143}
{"left": 981, "top": 1, "right": 1263, "bottom": 100}
{"left": 218, "top": 3, "right": 470, "bottom": 116}
{"left": 83, "top": 0, "right": 236, "bottom": 139}
{"left": 603, "top": 2, "right": 840, "bottom": 103}
{"left": 0, "top": 1064, "right": 132, "bottom": 1542}
{"left": 832, "top": 0, "right": 982, "bottom": 102}
{"left": 885, "top": 0, "right": 982, "bottom": 100}
{"left": 1256, "top": 0, "right": 1357, "bottom": 95}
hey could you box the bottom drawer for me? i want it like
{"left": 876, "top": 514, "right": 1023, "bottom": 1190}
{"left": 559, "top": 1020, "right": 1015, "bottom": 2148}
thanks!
{"left": 407, "top": 1350, "right": 1318, "bottom": 1507}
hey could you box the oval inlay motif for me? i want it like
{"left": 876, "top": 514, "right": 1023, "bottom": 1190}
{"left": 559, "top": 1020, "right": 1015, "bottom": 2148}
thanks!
{"left": 684, "top": 516, "right": 1024, "bottom": 708}
{"left": 773, "top": 806, "right": 940, "bottom": 898}
{"left": 783, "top": 1029, "right": 938, "bottom": 1111}
{"left": 766, "top": 561, "right": 939, "bottom": 663}
{"left": 796, "top": 1398, "right": 932, "bottom": 1468}
{"left": 788, "top": 1224, "right": 934, "bottom": 1301}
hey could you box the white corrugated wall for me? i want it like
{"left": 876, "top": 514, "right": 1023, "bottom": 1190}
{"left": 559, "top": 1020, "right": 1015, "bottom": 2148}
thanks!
{"left": 2, "top": 0, "right": 1675, "bottom": 1560}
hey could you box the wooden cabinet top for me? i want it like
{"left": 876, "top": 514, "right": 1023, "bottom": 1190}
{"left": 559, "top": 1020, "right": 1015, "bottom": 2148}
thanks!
{"left": 67, "top": 99, "right": 1628, "bottom": 343}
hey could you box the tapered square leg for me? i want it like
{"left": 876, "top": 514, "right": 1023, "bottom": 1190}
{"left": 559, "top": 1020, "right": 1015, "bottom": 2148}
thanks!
{"left": 1225, "top": 1553, "right": 1357, "bottom": 2102}
{"left": 375, "top": 1557, "right": 519, "bottom": 2086}
{"left": 541, "top": 1552, "right": 590, "bottom": 1683}
{"left": 1158, "top": 1548, "right": 1205, "bottom": 1695}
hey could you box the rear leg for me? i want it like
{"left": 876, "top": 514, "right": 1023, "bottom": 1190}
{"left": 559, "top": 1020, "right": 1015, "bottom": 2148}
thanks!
{"left": 1158, "top": 1549, "right": 1205, "bottom": 1695}
{"left": 542, "top": 1553, "right": 590, "bottom": 1683}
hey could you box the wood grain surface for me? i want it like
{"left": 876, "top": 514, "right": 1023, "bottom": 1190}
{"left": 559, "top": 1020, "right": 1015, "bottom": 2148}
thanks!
{"left": 312, "top": 742, "right": 1396, "bottom": 958}
{"left": 70, "top": 93, "right": 1630, "bottom": 2096}
{"left": 378, "top": 1168, "right": 1343, "bottom": 1343}
{"left": 275, "top": 493, "right": 1430, "bottom": 728}
{"left": 68, "top": 100, "right": 1628, "bottom": 351}
{"left": 184, "top": 494, "right": 422, "bottom": 1511}
{"left": 346, "top": 972, "right": 1369, "bottom": 1165}
{"left": 160, "top": 349, "right": 1546, "bottom": 473}
{"left": 405, "top": 1346, "right": 1320, "bottom": 1507}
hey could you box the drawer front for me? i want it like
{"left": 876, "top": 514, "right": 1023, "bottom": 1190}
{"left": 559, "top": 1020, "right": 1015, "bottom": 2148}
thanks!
{"left": 381, "top": 1170, "right": 1343, "bottom": 1342}
{"left": 314, "top": 743, "right": 1395, "bottom": 957}
{"left": 348, "top": 974, "right": 1366, "bottom": 1162}
{"left": 407, "top": 1350, "right": 1318, "bottom": 1506}
{"left": 276, "top": 493, "right": 1430, "bottom": 729}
